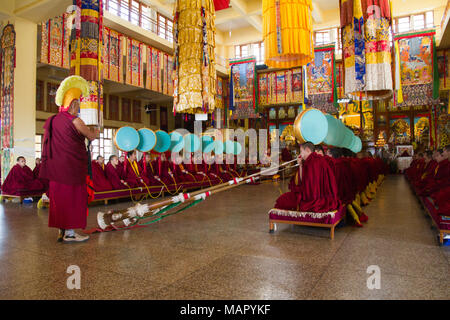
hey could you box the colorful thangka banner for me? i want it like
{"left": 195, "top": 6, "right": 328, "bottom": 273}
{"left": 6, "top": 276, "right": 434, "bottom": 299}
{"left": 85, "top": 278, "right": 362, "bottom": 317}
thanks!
{"left": 216, "top": 77, "right": 224, "bottom": 109}
{"left": 258, "top": 68, "right": 303, "bottom": 106}
{"left": 395, "top": 30, "right": 439, "bottom": 107}
{"left": 306, "top": 45, "right": 338, "bottom": 113}
{"left": 229, "top": 57, "right": 259, "bottom": 119}
{"left": 103, "top": 27, "right": 123, "bottom": 83}
{"left": 1, "top": 24, "right": 15, "bottom": 183}
{"left": 437, "top": 50, "right": 450, "bottom": 91}
{"left": 125, "top": 37, "right": 144, "bottom": 88}
{"left": 146, "top": 46, "right": 161, "bottom": 92}
{"left": 40, "top": 14, "right": 70, "bottom": 69}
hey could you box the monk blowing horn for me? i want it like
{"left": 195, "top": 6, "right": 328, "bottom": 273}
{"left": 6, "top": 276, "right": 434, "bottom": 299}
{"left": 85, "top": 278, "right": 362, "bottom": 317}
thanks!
{"left": 97, "top": 158, "right": 298, "bottom": 229}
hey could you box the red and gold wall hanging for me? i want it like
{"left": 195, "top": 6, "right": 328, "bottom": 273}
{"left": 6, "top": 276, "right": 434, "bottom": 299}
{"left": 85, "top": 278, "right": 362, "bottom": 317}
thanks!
{"left": 70, "top": 0, "right": 104, "bottom": 127}
{"left": 40, "top": 13, "right": 70, "bottom": 69}
{"left": 146, "top": 46, "right": 161, "bottom": 93}
{"left": 229, "top": 57, "right": 259, "bottom": 119}
{"left": 0, "top": 24, "right": 15, "bottom": 182}
{"left": 125, "top": 37, "right": 144, "bottom": 88}
{"left": 340, "top": 0, "right": 393, "bottom": 101}
{"left": 103, "top": 27, "right": 123, "bottom": 83}
{"left": 173, "top": 0, "right": 217, "bottom": 114}
{"left": 437, "top": 49, "right": 450, "bottom": 91}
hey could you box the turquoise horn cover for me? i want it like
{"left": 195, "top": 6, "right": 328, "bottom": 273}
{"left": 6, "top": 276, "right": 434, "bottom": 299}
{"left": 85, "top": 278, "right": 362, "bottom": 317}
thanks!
{"left": 154, "top": 130, "right": 171, "bottom": 153}
{"left": 137, "top": 128, "right": 157, "bottom": 152}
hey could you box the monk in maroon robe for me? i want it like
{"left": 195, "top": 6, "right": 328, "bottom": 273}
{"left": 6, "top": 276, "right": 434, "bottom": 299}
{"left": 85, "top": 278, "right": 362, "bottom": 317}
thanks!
{"left": 420, "top": 149, "right": 450, "bottom": 196}
{"left": 33, "top": 158, "right": 49, "bottom": 191}
{"left": 281, "top": 145, "right": 293, "bottom": 162}
{"left": 40, "top": 94, "right": 99, "bottom": 243}
{"left": 123, "top": 150, "right": 150, "bottom": 188}
{"left": 275, "top": 142, "right": 340, "bottom": 213}
{"left": 413, "top": 151, "right": 437, "bottom": 190}
{"left": 105, "top": 155, "right": 128, "bottom": 190}
{"left": 1, "top": 157, "right": 45, "bottom": 195}
{"left": 138, "top": 153, "right": 165, "bottom": 190}
{"left": 91, "top": 156, "right": 113, "bottom": 192}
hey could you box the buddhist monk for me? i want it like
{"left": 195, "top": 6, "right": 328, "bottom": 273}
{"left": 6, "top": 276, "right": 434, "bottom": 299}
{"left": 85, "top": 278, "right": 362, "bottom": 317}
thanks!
{"left": 33, "top": 158, "right": 49, "bottom": 191}
{"left": 413, "top": 151, "right": 437, "bottom": 191}
{"left": 105, "top": 155, "right": 128, "bottom": 190}
{"left": 1, "top": 156, "right": 45, "bottom": 196}
{"left": 419, "top": 149, "right": 450, "bottom": 196}
{"left": 281, "top": 145, "right": 293, "bottom": 162}
{"left": 123, "top": 150, "right": 150, "bottom": 188}
{"left": 91, "top": 156, "right": 113, "bottom": 192}
{"left": 274, "top": 142, "right": 340, "bottom": 213}
{"left": 138, "top": 153, "right": 165, "bottom": 191}
{"left": 40, "top": 75, "right": 99, "bottom": 243}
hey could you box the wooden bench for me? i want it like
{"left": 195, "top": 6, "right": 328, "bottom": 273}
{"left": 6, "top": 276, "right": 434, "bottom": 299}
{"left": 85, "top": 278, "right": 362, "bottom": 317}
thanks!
{"left": 268, "top": 205, "right": 346, "bottom": 240}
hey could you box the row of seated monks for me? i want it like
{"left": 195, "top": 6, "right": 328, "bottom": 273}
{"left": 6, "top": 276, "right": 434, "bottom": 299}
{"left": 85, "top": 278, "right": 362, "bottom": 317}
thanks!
{"left": 274, "top": 142, "right": 389, "bottom": 227}
{"left": 1, "top": 157, "right": 48, "bottom": 196}
{"left": 90, "top": 150, "right": 264, "bottom": 194}
{"left": 404, "top": 146, "right": 450, "bottom": 216}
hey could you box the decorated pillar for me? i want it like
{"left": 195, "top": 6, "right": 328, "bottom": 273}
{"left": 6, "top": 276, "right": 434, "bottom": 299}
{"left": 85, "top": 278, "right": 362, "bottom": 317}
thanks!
{"left": 69, "top": 0, "right": 103, "bottom": 127}
{"left": 173, "top": 0, "right": 217, "bottom": 115}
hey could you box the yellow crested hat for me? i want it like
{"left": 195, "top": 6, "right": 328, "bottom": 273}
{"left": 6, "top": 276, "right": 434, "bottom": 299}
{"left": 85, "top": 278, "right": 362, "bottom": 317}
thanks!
{"left": 55, "top": 75, "right": 89, "bottom": 110}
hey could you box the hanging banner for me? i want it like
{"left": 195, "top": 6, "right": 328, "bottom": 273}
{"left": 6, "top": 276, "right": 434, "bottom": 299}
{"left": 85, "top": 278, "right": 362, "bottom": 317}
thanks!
{"left": 70, "top": 0, "right": 103, "bottom": 127}
{"left": 437, "top": 49, "right": 450, "bottom": 91}
{"left": 103, "top": 27, "right": 123, "bottom": 83}
{"left": 229, "top": 57, "right": 260, "bottom": 119}
{"left": 216, "top": 77, "right": 224, "bottom": 109}
{"left": 394, "top": 30, "right": 439, "bottom": 107}
{"left": 40, "top": 14, "right": 70, "bottom": 69}
{"left": 125, "top": 37, "right": 144, "bottom": 88}
{"left": 1, "top": 24, "right": 15, "bottom": 183}
{"left": 306, "top": 44, "right": 338, "bottom": 113}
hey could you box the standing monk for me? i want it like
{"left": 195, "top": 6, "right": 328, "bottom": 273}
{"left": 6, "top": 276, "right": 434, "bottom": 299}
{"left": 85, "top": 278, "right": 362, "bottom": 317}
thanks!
{"left": 40, "top": 76, "right": 99, "bottom": 243}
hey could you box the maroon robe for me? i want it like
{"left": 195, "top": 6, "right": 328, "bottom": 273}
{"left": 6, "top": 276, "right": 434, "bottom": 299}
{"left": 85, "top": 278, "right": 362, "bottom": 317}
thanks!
{"left": 419, "top": 159, "right": 450, "bottom": 196}
{"left": 105, "top": 162, "right": 128, "bottom": 190}
{"left": 275, "top": 152, "right": 340, "bottom": 212}
{"left": 414, "top": 160, "right": 438, "bottom": 189}
{"left": 91, "top": 161, "right": 113, "bottom": 191}
{"left": 138, "top": 158, "right": 165, "bottom": 189}
{"left": 40, "top": 111, "right": 88, "bottom": 229}
{"left": 123, "top": 159, "right": 150, "bottom": 188}
{"left": 281, "top": 147, "right": 293, "bottom": 162}
{"left": 33, "top": 163, "right": 49, "bottom": 191}
{"left": 1, "top": 164, "right": 45, "bottom": 195}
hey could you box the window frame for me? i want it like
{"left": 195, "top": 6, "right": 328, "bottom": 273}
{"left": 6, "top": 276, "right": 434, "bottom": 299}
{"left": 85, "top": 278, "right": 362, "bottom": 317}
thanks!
{"left": 393, "top": 10, "right": 434, "bottom": 34}
{"left": 235, "top": 41, "right": 264, "bottom": 65}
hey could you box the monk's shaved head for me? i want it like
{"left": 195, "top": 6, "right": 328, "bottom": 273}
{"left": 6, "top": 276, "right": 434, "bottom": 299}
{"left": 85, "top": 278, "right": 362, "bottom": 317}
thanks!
{"left": 109, "top": 155, "right": 117, "bottom": 162}
{"left": 314, "top": 145, "right": 325, "bottom": 156}
{"left": 300, "top": 142, "right": 315, "bottom": 153}
{"left": 16, "top": 156, "right": 26, "bottom": 167}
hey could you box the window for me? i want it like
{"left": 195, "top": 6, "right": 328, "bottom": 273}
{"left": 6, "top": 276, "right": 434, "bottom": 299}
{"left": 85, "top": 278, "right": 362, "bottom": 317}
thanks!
{"left": 91, "top": 128, "right": 115, "bottom": 161}
{"left": 394, "top": 11, "right": 434, "bottom": 33}
{"left": 35, "top": 135, "right": 42, "bottom": 159}
{"left": 235, "top": 41, "right": 264, "bottom": 65}
{"left": 314, "top": 28, "right": 342, "bottom": 55}
{"left": 157, "top": 13, "right": 173, "bottom": 42}
{"left": 121, "top": 97, "right": 131, "bottom": 122}
{"left": 104, "top": 0, "right": 167, "bottom": 41}
{"left": 46, "top": 82, "right": 59, "bottom": 113}
{"left": 36, "top": 80, "right": 44, "bottom": 111}
{"left": 108, "top": 95, "right": 119, "bottom": 120}
{"left": 148, "top": 104, "right": 157, "bottom": 126}
{"left": 132, "top": 100, "right": 141, "bottom": 123}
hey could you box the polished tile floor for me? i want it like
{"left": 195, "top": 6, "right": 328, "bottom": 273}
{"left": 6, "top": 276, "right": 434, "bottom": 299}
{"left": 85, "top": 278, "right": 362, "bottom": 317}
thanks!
{"left": 0, "top": 175, "right": 448, "bottom": 299}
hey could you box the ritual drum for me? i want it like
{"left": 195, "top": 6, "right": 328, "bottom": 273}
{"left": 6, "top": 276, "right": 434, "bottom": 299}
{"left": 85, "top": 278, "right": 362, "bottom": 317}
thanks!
{"left": 351, "top": 136, "right": 362, "bottom": 153}
{"left": 137, "top": 128, "right": 157, "bottom": 152}
{"left": 169, "top": 131, "right": 184, "bottom": 153}
{"left": 184, "top": 133, "right": 201, "bottom": 153}
{"left": 154, "top": 130, "right": 171, "bottom": 153}
{"left": 202, "top": 136, "right": 215, "bottom": 153}
{"left": 323, "top": 114, "right": 346, "bottom": 147}
{"left": 341, "top": 127, "right": 354, "bottom": 149}
{"left": 293, "top": 108, "right": 328, "bottom": 145}
{"left": 114, "top": 126, "right": 140, "bottom": 152}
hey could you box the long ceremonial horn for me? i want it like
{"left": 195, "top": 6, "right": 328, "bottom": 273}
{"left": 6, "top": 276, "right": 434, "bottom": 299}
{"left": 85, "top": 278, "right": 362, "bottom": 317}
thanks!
{"left": 97, "top": 158, "right": 298, "bottom": 229}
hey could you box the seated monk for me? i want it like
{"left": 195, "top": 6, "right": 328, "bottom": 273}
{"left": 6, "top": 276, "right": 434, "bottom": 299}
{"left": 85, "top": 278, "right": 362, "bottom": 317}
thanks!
{"left": 91, "top": 156, "right": 113, "bottom": 192}
{"left": 138, "top": 153, "right": 165, "bottom": 190}
{"left": 432, "top": 185, "right": 450, "bottom": 216}
{"left": 33, "top": 158, "right": 49, "bottom": 191}
{"left": 418, "top": 149, "right": 450, "bottom": 196}
{"left": 184, "top": 153, "right": 210, "bottom": 186}
{"left": 281, "top": 145, "right": 293, "bottom": 162}
{"left": 105, "top": 155, "right": 129, "bottom": 190}
{"left": 2, "top": 156, "right": 44, "bottom": 195}
{"left": 202, "top": 154, "right": 222, "bottom": 186}
{"left": 159, "top": 152, "right": 183, "bottom": 192}
{"left": 413, "top": 151, "right": 437, "bottom": 190}
{"left": 170, "top": 156, "right": 198, "bottom": 188}
{"left": 123, "top": 150, "right": 150, "bottom": 188}
{"left": 274, "top": 142, "right": 340, "bottom": 213}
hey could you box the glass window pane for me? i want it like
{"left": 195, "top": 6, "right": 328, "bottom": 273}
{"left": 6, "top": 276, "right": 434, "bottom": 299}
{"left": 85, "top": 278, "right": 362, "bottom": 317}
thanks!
{"left": 398, "top": 17, "right": 410, "bottom": 33}
{"left": 413, "top": 14, "right": 425, "bottom": 30}
{"left": 235, "top": 46, "right": 240, "bottom": 58}
{"left": 426, "top": 11, "right": 434, "bottom": 28}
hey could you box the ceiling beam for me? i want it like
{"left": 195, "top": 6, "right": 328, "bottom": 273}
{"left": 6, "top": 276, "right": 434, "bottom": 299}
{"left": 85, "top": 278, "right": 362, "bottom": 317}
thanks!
{"left": 229, "top": 0, "right": 262, "bottom": 32}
